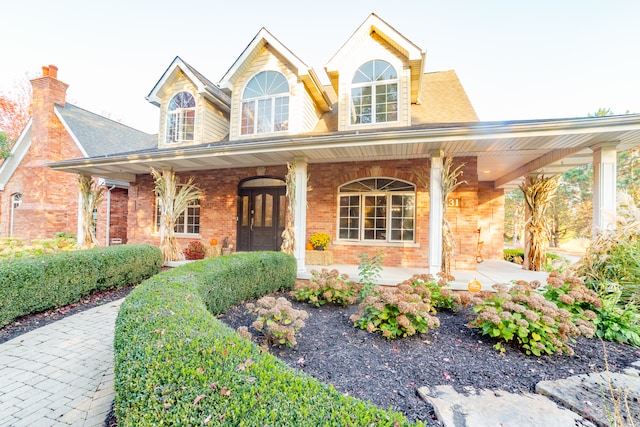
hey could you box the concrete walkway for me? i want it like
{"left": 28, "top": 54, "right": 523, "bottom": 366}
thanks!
{"left": 0, "top": 299, "right": 124, "bottom": 427}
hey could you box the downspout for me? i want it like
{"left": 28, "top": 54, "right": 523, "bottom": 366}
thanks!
{"left": 106, "top": 185, "right": 116, "bottom": 246}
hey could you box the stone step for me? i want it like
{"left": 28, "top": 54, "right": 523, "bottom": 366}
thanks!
{"left": 417, "top": 385, "right": 595, "bottom": 427}
{"left": 536, "top": 371, "right": 640, "bottom": 427}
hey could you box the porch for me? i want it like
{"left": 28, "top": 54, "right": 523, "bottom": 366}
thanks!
{"left": 298, "top": 259, "right": 550, "bottom": 291}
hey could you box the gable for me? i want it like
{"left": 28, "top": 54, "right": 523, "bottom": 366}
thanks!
{"left": 0, "top": 122, "right": 32, "bottom": 190}
{"left": 325, "top": 13, "right": 425, "bottom": 104}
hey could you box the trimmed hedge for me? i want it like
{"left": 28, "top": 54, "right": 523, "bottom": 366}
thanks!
{"left": 0, "top": 244, "right": 162, "bottom": 327}
{"left": 114, "top": 252, "right": 421, "bottom": 426}
{"left": 503, "top": 249, "right": 560, "bottom": 263}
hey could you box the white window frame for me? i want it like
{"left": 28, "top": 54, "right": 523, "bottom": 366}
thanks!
{"left": 337, "top": 178, "right": 415, "bottom": 244}
{"left": 155, "top": 198, "right": 201, "bottom": 236}
{"left": 350, "top": 59, "right": 399, "bottom": 126}
{"left": 241, "top": 71, "right": 289, "bottom": 135}
{"left": 166, "top": 92, "right": 196, "bottom": 143}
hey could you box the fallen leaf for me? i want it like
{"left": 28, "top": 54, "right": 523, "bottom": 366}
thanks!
{"left": 220, "top": 387, "right": 231, "bottom": 397}
{"left": 193, "top": 394, "right": 206, "bottom": 406}
{"left": 296, "top": 357, "right": 305, "bottom": 366}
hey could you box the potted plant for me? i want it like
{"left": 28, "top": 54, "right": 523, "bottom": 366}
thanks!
{"left": 309, "top": 232, "right": 330, "bottom": 251}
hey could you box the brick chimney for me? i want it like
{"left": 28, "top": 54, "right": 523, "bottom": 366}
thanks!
{"left": 29, "top": 64, "right": 69, "bottom": 162}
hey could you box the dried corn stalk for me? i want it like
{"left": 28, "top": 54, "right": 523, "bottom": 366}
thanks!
{"left": 78, "top": 175, "right": 104, "bottom": 248}
{"left": 441, "top": 156, "right": 467, "bottom": 275}
{"left": 281, "top": 162, "right": 296, "bottom": 254}
{"left": 151, "top": 167, "right": 202, "bottom": 264}
{"left": 519, "top": 173, "right": 560, "bottom": 271}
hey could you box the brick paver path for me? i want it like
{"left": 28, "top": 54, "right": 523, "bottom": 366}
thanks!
{"left": 0, "top": 299, "right": 123, "bottom": 426}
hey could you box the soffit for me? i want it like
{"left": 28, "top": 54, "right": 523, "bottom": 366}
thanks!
{"left": 48, "top": 116, "right": 640, "bottom": 190}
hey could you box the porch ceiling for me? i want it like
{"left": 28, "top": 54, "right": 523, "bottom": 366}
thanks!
{"left": 48, "top": 115, "right": 640, "bottom": 190}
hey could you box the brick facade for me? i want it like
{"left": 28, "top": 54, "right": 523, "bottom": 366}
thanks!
{"left": 122, "top": 158, "right": 499, "bottom": 269}
{"left": 0, "top": 72, "right": 84, "bottom": 241}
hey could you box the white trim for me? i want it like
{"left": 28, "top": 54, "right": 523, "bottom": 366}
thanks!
{"left": 0, "top": 120, "right": 33, "bottom": 189}
{"left": 429, "top": 151, "right": 443, "bottom": 274}
{"left": 54, "top": 107, "right": 89, "bottom": 157}
{"left": 591, "top": 142, "right": 618, "bottom": 237}
{"left": 293, "top": 157, "right": 307, "bottom": 272}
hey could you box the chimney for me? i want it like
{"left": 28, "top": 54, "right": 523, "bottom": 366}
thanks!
{"left": 29, "top": 65, "right": 69, "bottom": 161}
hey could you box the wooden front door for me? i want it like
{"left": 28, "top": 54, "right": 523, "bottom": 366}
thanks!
{"left": 237, "top": 187, "right": 286, "bottom": 252}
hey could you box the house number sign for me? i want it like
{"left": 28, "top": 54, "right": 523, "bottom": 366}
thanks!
{"left": 447, "top": 198, "right": 461, "bottom": 208}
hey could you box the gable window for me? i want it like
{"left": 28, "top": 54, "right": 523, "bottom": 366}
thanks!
{"left": 351, "top": 60, "right": 398, "bottom": 125}
{"left": 338, "top": 178, "right": 415, "bottom": 242}
{"left": 166, "top": 92, "right": 196, "bottom": 143}
{"left": 241, "top": 71, "right": 289, "bottom": 135}
{"left": 155, "top": 198, "right": 200, "bottom": 235}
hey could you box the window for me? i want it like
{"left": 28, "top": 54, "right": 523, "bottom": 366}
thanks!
{"left": 241, "top": 71, "right": 289, "bottom": 135}
{"left": 155, "top": 199, "right": 200, "bottom": 235}
{"left": 351, "top": 60, "right": 398, "bottom": 125}
{"left": 166, "top": 92, "right": 196, "bottom": 143}
{"left": 338, "top": 178, "right": 415, "bottom": 242}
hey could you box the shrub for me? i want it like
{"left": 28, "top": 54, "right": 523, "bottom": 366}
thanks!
{"left": 351, "top": 282, "right": 440, "bottom": 339}
{"left": 503, "top": 249, "right": 563, "bottom": 271}
{"left": 183, "top": 240, "right": 206, "bottom": 260}
{"left": 114, "top": 252, "right": 420, "bottom": 426}
{"left": 592, "top": 284, "right": 640, "bottom": 347}
{"left": 247, "top": 296, "right": 309, "bottom": 347}
{"left": 471, "top": 278, "right": 596, "bottom": 356}
{"left": 0, "top": 233, "right": 77, "bottom": 260}
{"left": 294, "top": 268, "right": 362, "bottom": 306}
{"left": 403, "top": 273, "right": 467, "bottom": 310}
{"left": 358, "top": 250, "right": 384, "bottom": 299}
{"left": 0, "top": 244, "right": 161, "bottom": 327}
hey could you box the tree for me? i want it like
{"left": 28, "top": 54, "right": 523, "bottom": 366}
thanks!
{"left": 0, "top": 132, "right": 10, "bottom": 160}
{"left": 151, "top": 167, "right": 202, "bottom": 263}
{"left": 0, "top": 78, "right": 32, "bottom": 143}
{"left": 504, "top": 190, "right": 525, "bottom": 246}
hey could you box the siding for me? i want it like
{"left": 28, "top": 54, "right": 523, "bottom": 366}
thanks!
{"left": 335, "top": 32, "right": 411, "bottom": 132}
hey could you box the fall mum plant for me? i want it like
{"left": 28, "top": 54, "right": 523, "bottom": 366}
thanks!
{"left": 309, "top": 232, "right": 330, "bottom": 250}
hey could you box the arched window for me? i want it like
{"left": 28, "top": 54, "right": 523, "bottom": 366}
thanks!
{"left": 338, "top": 178, "right": 415, "bottom": 242}
{"left": 166, "top": 92, "right": 196, "bottom": 143}
{"left": 351, "top": 60, "right": 398, "bottom": 125}
{"left": 241, "top": 71, "right": 289, "bottom": 135}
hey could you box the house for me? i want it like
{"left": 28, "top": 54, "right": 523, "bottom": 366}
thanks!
{"left": 0, "top": 65, "right": 156, "bottom": 245}
{"left": 44, "top": 14, "right": 640, "bottom": 273}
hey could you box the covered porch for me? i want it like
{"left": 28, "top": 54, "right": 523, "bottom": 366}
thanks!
{"left": 299, "top": 259, "right": 550, "bottom": 291}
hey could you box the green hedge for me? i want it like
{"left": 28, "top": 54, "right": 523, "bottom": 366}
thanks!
{"left": 0, "top": 244, "right": 162, "bottom": 327}
{"left": 503, "top": 249, "right": 560, "bottom": 263}
{"left": 114, "top": 252, "right": 421, "bottom": 426}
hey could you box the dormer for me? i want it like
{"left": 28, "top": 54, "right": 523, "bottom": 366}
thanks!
{"left": 219, "top": 28, "right": 331, "bottom": 141}
{"left": 146, "top": 57, "right": 231, "bottom": 148}
{"left": 325, "top": 13, "right": 425, "bottom": 131}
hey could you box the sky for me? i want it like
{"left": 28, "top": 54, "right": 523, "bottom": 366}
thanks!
{"left": 2, "top": 0, "right": 640, "bottom": 134}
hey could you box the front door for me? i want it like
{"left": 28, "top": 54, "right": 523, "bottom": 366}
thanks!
{"left": 237, "top": 187, "right": 286, "bottom": 252}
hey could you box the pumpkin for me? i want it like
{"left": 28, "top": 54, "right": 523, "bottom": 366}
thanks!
{"left": 210, "top": 238, "right": 218, "bottom": 246}
{"left": 305, "top": 242, "right": 314, "bottom": 251}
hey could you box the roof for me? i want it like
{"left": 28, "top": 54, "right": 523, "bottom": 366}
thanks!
{"left": 146, "top": 56, "right": 231, "bottom": 114}
{"left": 47, "top": 114, "right": 640, "bottom": 190}
{"left": 55, "top": 103, "right": 157, "bottom": 157}
{"left": 412, "top": 70, "right": 479, "bottom": 123}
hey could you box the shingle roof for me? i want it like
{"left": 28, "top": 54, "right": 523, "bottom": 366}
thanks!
{"left": 412, "top": 70, "right": 479, "bottom": 123}
{"left": 55, "top": 103, "right": 157, "bottom": 157}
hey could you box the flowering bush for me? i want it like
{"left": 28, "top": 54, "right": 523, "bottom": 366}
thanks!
{"left": 403, "top": 273, "right": 470, "bottom": 310}
{"left": 247, "top": 296, "right": 309, "bottom": 347}
{"left": 294, "top": 269, "right": 362, "bottom": 307}
{"left": 309, "top": 232, "right": 330, "bottom": 250}
{"left": 0, "top": 234, "right": 77, "bottom": 260}
{"left": 471, "top": 277, "right": 597, "bottom": 356}
{"left": 350, "top": 282, "right": 440, "bottom": 339}
{"left": 182, "top": 240, "right": 205, "bottom": 260}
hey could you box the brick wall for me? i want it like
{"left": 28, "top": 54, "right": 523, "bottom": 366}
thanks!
{"left": 124, "top": 158, "right": 497, "bottom": 269}
{"left": 478, "top": 182, "right": 505, "bottom": 260}
{"left": 0, "top": 71, "right": 84, "bottom": 241}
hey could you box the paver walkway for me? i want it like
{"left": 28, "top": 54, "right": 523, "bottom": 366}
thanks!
{"left": 0, "top": 299, "right": 124, "bottom": 427}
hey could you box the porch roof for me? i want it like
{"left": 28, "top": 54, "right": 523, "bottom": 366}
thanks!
{"left": 48, "top": 114, "right": 640, "bottom": 190}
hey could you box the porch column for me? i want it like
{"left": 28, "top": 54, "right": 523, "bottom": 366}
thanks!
{"left": 429, "top": 150, "right": 443, "bottom": 274}
{"left": 591, "top": 142, "right": 618, "bottom": 237}
{"left": 293, "top": 157, "right": 308, "bottom": 272}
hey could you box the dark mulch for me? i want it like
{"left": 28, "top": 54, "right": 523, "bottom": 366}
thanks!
{"left": 220, "top": 292, "right": 640, "bottom": 426}
{"left": 4, "top": 284, "right": 638, "bottom": 427}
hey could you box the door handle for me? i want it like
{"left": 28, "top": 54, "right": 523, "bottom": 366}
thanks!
{"left": 250, "top": 217, "right": 254, "bottom": 231}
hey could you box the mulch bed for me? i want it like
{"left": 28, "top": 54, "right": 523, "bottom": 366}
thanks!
{"left": 3, "top": 285, "right": 638, "bottom": 426}
{"left": 220, "top": 292, "right": 640, "bottom": 425}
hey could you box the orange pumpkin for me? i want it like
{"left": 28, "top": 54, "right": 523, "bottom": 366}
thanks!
{"left": 210, "top": 238, "right": 218, "bottom": 246}
{"left": 305, "top": 242, "right": 314, "bottom": 251}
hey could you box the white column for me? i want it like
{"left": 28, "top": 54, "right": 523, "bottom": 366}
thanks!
{"left": 293, "top": 157, "right": 308, "bottom": 272}
{"left": 429, "top": 150, "right": 443, "bottom": 274}
{"left": 591, "top": 142, "right": 618, "bottom": 237}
